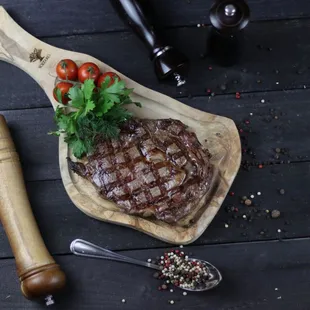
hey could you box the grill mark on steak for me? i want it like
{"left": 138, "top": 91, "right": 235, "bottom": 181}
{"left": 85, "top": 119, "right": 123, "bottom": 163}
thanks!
{"left": 68, "top": 118, "right": 213, "bottom": 224}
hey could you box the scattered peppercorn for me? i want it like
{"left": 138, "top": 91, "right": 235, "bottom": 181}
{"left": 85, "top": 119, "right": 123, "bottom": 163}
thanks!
{"left": 279, "top": 189, "right": 285, "bottom": 195}
{"left": 271, "top": 210, "right": 281, "bottom": 218}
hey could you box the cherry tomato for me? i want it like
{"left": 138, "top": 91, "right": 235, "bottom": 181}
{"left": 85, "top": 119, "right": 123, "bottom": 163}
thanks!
{"left": 97, "top": 72, "right": 121, "bottom": 87}
{"left": 53, "top": 82, "right": 73, "bottom": 104}
{"left": 78, "top": 62, "right": 100, "bottom": 83}
{"left": 56, "top": 59, "right": 78, "bottom": 80}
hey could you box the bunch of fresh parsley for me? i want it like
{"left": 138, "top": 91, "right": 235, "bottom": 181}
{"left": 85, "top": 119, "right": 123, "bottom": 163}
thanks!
{"left": 50, "top": 77, "right": 141, "bottom": 158}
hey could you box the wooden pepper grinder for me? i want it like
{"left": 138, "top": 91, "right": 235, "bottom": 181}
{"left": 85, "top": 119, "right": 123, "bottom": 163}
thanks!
{"left": 111, "top": 0, "right": 189, "bottom": 86}
{"left": 207, "top": 0, "right": 250, "bottom": 66}
{"left": 0, "top": 115, "right": 66, "bottom": 304}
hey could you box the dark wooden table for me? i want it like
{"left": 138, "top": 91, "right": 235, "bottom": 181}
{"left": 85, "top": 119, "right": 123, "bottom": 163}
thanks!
{"left": 1, "top": 1, "right": 310, "bottom": 309}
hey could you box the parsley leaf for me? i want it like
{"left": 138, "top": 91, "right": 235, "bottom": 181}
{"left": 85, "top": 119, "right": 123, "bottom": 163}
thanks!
{"left": 84, "top": 100, "right": 96, "bottom": 115}
{"left": 54, "top": 88, "right": 63, "bottom": 104}
{"left": 82, "top": 79, "right": 95, "bottom": 100}
{"left": 134, "top": 102, "right": 142, "bottom": 108}
{"left": 65, "top": 135, "right": 88, "bottom": 159}
{"left": 68, "top": 87, "right": 84, "bottom": 108}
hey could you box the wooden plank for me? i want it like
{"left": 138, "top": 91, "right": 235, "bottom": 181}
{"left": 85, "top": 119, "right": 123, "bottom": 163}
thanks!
{"left": 0, "top": 18, "right": 310, "bottom": 107}
{"left": 183, "top": 89, "right": 310, "bottom": 163}
{"left": 0, "top": 161, "right": 309, "bottom": 257}
{"left": 1, "top": 84, "right": 310, "bottom": 182}
{"left": 2, "top": 0, "right": 310, "bottom": 37}
{"left": 1, "top": 238, "right": 310, "bottom": 309}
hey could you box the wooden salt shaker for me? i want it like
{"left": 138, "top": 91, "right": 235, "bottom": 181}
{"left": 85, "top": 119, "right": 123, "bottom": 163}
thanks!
{"left": 0, "top": 115, "right": 66, "bottom": 304}
{"left": 207, "top": 0, "right": 250, "bottom": 66}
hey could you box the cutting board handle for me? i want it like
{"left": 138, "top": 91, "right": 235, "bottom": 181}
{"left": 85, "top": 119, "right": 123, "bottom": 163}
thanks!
{"left": 0, "top": 6, "right": 51, "bottom": 63}
{"left": 0, "top": 6, "right": 62, "bottom": 108}
{"left": 0, "top": 115, "right": 66, "bottom": 299}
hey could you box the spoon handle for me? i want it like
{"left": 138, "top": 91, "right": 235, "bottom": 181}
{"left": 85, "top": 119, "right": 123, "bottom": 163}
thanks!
{"left": 70, "top": 239, "right": 161, "bottom": 271}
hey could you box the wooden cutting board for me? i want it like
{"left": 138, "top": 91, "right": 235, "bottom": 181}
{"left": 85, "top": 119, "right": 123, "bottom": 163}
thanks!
{"left": 0, "top": 7, "right": 241, "bottom": 244}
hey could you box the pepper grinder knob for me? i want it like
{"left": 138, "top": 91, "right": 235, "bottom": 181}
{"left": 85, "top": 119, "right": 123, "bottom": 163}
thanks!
{"left": 208, "top": 0, "right": 250, "bottom": 66}
{"left": 210, "top": 0, "right": 250, "bottom": 33}
{"left": 111, "top": 0, "right": 189, "bottom": 86}
{"left": 225, "top": 4, "right": 237, "bottom": 17}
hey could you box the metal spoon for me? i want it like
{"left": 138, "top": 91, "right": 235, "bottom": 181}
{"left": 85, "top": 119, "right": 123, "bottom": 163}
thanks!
{"left": 70, "top": 239, "right": 222, "bottom": 292}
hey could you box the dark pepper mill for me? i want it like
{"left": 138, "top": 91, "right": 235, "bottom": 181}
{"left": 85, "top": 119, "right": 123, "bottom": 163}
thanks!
{"left": 207, "top": 0, "right": 250, "bottom": 66}
{"left": 111, "top": 0, "right": 189, "bottom": 86}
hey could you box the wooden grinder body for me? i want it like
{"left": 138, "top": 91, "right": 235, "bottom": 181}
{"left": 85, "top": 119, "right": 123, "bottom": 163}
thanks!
{"left": 0, "top": 115, "right": 66, "bottom": 299}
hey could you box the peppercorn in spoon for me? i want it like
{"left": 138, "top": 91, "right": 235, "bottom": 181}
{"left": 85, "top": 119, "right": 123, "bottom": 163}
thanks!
{"left": 70, "top": 239, "right": 222, "bottom": 292}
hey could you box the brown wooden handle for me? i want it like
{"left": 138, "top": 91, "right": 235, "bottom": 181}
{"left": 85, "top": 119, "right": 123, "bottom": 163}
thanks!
{"left": 0, "top": 115, "right": 66, "bottom": 299}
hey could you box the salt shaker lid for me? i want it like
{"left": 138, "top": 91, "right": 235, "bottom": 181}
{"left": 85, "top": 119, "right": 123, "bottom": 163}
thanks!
{"left": 210, "top": 0, "right": 250, "bottom": 32}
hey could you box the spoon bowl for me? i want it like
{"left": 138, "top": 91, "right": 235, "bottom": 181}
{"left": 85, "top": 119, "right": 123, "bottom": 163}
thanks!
{"left": 70, "top": 239, "right": 222, "bottom": 292}
{"left": 185, "top": 258, "right": 222, "bottom": 291}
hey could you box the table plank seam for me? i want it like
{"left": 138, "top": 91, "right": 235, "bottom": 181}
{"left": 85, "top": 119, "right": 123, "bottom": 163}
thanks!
{"left": 2, "top": 235, "right": 310, "bottom": 261}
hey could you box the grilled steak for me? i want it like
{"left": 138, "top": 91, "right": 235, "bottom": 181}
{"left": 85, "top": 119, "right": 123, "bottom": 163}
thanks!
{"left": 68, "top": 118, "right": 213, "bottom": 225}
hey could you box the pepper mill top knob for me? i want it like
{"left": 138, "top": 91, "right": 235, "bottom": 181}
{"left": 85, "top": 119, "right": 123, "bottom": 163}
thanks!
{"left": 225, "top": 4, "right": 236, "bottom": 16}
{"left": 210, "top": 0, "right": 250, "bottom": 33}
